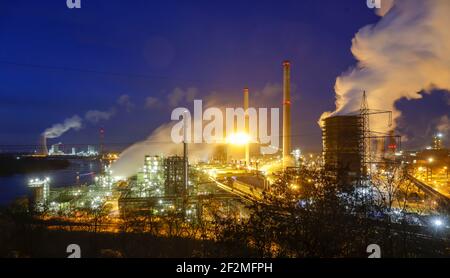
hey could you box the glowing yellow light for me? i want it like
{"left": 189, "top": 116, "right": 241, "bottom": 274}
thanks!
{"left": 226, "top": 132, "right": 250, "bottom": 145}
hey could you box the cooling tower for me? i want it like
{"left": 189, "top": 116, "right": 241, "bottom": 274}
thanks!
{"left": 322, "top": 115, "right": 363, "bottom": 177}
{"left": 40, "top": 135, "right": 48, "bottom": 156}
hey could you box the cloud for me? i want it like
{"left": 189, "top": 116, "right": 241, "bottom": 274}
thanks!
{"left": 117, "top": 94, "right": 134, "bottom": 111}
{"left": 85, "top": 108, "right": 115, "bottom": 123}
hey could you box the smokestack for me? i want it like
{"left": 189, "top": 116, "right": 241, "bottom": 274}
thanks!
{"left": 243, "top": 87, "right": 250, "bottom": 167}
{"left": 99, "top": 128, "right": 105, "bottom": 156}
{"left": 183, "top": 112, "right": 189, "bottom": 194}
{"left": 282, "top": 61, "right": 291, "bottom": 163}
{"left": 40, "top": 135, "right": 48, "bottom": 156}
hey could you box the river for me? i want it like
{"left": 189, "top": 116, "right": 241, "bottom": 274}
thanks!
{"left": 0, "top": 159, "right": 102, "bottom": 205}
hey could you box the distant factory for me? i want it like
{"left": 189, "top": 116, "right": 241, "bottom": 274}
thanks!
{"left": 46, "top": 142, "right": 99, "bottom": 157}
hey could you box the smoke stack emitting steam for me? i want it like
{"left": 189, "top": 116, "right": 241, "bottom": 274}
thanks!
{"left": 323, "top": 0, "right": 450, "bottom": 133}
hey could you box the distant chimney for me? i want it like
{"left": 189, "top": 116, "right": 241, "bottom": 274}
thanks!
{"left": 244, "top": 87, "right": 250, "bottom": 167}
{"left": 282, "top": 61, "right": 291, "bottom": 162}
{"left": 183, "top": 112, "right": 189, "bottom": 194}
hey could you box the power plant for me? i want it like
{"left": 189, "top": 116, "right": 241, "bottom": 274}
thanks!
{"left": 3, "top": 0, "right": 450, "bottom": 260}
{"left": 11, "top": 60, "right": 448, "bottom": 259}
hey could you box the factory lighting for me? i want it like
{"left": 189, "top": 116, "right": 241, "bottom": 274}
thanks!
{"left": 428, "top": 158, "right": 434, "bottom": 163}
{"left": 292, "top": 149, "right": 301, "bottom": 160}
{"left": 432, "top": 218, "right": 444, "bottom": 228}
{"left": 226, "top": 132, "right": 250, "bottom": 145}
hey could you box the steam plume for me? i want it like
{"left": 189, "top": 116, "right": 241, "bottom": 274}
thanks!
{"left": 437, "top": 115, "right": 450, "bottom": 136}
{"left": 110, "top": 121, "right": 214, "bottom": 178}
{"left": 112, "top": 83, "right": 284, "bottom": 177}
{"left": 323, "top": 0, "right": 450, "bottom": 132}
{"left": 42, "top": 115, "right": 82, "bottom": 139}
{"left": 85, "top": 109, "right": 115, "bottom": 123}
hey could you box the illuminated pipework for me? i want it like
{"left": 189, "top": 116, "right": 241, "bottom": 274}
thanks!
{"left": 95, "top": 165, "right": 114, "bottom": 189}
{"left": 141, "top": 155, "right": 165, "bottom": 195}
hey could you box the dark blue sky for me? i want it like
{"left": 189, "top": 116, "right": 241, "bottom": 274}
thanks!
{"left": 0, "top": 0, "right": 448, "bottom": 152}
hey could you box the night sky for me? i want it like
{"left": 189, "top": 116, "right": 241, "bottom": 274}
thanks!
{"left": 0, "top": 0, "right": 448, "bottom": 152}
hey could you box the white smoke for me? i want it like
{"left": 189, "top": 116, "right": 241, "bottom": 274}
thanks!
{"left": 437, "top": 115, "right": 450, "bottom": 136}
{"left": 85, "top": 109, "right": 115, "bottom": 123}
{"left": 110, "top": 122, "right": 214, "bottom": 178}
{"left": 111, "top": 83, "right": 284, "bottom": 178}
{"left": 42, "top": 115, "right": 82, "bottom": 139}
{"left": 323, "top": 0, "right": 450, "bottom": 133}
{"left": 168, "top": 87, "right": 198, "bottom": 107}
{"left": 117, "top": 94, "right": 134, "bottom": 112}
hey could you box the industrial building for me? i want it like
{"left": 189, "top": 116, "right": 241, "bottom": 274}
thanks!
{"left": 433, "top": 133, "right": 443, "bottom": 150}
{"left": 28, "top": 177, "right": 51, "bottom": 211}
{"left": 137, "top": 155, "right": 165, "bottom": 195}
{"left": 118, "top": 155, "right": 191, "bottom": 216}
{"left": 164, "top": 155, "right": 186, "bottom": 196}
{"left": 49, "top": 143, "right": 64, "bottom": 155}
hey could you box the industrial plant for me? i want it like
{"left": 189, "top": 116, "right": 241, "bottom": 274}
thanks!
{"left": 20, "top": 62, "right": 450, "bottom": 231}
{"left": 1, "top": 59, "right": 448, "bottom": 259}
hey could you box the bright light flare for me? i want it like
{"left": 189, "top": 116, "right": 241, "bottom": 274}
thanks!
{"left": 432, "top": 218, "right": 444, "bottom": 227}
{"left": 226, "top": 132, "right": 250, "bottom": 145}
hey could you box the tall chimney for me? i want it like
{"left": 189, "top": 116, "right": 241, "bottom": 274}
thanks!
{"left": 282, "top": 61, "right": 291, "bottom": 163}
{"left": 243, "top": 87, "right": 250, "bottom": 167}
{"left": 183, "top": 111, "right": 189, "bottom": 194}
